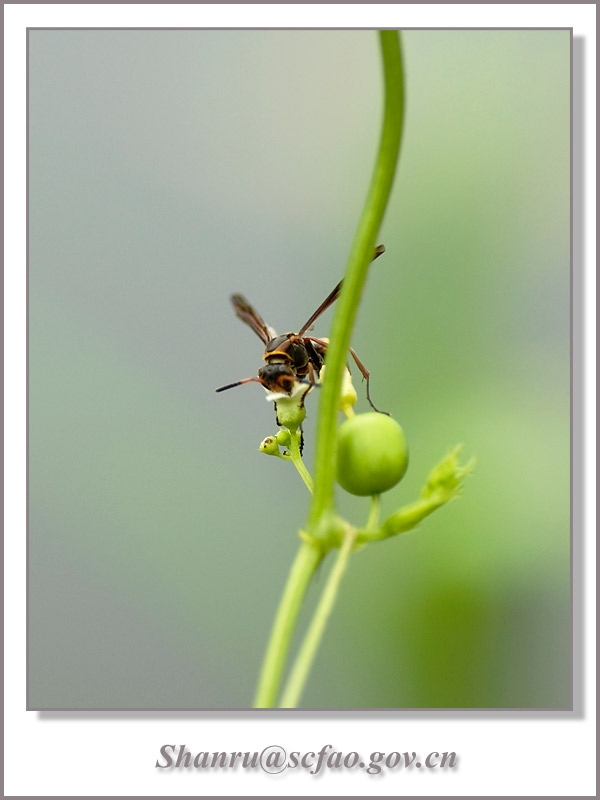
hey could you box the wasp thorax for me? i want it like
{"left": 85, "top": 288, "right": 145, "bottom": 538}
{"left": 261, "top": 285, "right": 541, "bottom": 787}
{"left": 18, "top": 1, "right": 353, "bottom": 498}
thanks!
{"left": 264, "top": 334, "right": 311, "bottom": 374}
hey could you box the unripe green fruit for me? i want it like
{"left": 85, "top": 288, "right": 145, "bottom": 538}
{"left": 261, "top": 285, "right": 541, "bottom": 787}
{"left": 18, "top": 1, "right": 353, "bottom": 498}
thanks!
{"left": 336, "top": 413, "right": 408, "bottom": 496}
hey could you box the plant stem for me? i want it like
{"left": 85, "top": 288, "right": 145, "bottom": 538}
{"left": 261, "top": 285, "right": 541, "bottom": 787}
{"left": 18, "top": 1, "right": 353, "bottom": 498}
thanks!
{"left": 253, "top": 539, "right": 322, "bottom": 708}
{"left": 279, "top": 527, "right": 357, "bottom": 708}
{"left": 366, "top": 494, "right": 381, "bottom": 531}
{"left": 307, "top": 31, "right": 405, "bottom": 534}
{"left": 288, "top": 429, "right": 313, "bottom": 493}
{"left": 254, "top": 31, "right": 405, "bottom": 709}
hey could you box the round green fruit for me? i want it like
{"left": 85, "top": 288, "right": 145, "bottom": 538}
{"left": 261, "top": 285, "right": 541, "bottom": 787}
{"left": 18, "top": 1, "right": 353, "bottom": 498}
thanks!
{"left": 336, "top": 412, "right": 408, "bottom": 496}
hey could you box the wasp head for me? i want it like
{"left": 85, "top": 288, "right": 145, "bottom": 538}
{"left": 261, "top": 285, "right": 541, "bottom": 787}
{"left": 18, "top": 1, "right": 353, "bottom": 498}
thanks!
{"left": 258, "top": 363, "right": 297, "bottom": 394}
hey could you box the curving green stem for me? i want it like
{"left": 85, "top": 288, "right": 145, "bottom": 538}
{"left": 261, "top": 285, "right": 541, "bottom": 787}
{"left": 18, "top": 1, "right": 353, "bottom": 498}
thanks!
{"left": 307, "top": 30, "right": 405, "bottom": 534}
{"left": 254, "top": 30, "right": 405, "bottom": 709}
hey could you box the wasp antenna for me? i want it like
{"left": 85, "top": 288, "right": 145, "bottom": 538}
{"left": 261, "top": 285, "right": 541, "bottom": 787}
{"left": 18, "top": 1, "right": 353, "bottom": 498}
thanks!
{"left": 298, "top": 380, "right": 321, "bottom": 388}
{"left": 216, "top": 377, "right": 263, "bottom": 393}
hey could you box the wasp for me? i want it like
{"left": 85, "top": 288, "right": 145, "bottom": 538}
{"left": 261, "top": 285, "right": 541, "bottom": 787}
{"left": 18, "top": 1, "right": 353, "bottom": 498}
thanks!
{"left": 216, "top": 245, "right": 386, "bottom": 413}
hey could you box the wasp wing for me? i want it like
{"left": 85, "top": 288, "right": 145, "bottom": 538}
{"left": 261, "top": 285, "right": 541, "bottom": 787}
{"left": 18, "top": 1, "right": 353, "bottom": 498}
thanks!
{"left": 298, "top": 245, "right": 386, "bottom": 336}
{"left": 298, "top": 280, "right": 343, "bottom": 337}
{"left": 230, "top": 294, "right": 276, "bottom": 344}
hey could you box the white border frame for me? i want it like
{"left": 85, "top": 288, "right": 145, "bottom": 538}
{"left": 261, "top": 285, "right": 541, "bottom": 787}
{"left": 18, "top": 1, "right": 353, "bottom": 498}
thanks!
{"left": 5, "top": 4, "right": 596, "bottom": 797}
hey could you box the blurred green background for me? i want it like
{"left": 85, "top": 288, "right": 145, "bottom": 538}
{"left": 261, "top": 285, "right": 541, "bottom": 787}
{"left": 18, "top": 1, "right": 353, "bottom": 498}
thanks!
{"left": 28, "top": 29, "right": 570, "bottom": 709}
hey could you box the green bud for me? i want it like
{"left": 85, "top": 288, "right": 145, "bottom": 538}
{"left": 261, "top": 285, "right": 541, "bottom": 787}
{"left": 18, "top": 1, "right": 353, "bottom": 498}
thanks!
{"left": 320, "top": 364, "right": 357, "bottom": 416}
{"left": 276, "top": 429, "right": 291, "bottom": 447}
{"left": 421, "top": 445, "right": 476, "bottom": 504}
{"left": 356, "top": 446, "right": 475, "bottom": 544}
{"left": 259, "top": 436, "right": 280, "bottom": 456}
{"left": 339, "top": 367, "right": 357, "bottom": 415}
{"left": 336, "top": 412, "right": 409, "bottom": 496}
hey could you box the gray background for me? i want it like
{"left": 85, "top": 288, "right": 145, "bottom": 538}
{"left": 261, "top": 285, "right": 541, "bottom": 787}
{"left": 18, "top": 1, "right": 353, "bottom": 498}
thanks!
{"left": 28, "top": 29, "right": 570, "bottom": 708}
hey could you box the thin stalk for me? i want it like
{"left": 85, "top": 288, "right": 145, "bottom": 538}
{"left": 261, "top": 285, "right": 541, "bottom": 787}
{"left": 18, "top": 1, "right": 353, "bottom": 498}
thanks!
{"left": 366, "top": 494, "right": 381, "bottom": 532}
{"left": 253, "top": 540, "right": 322, "bottom": 708}
{"left": 279, "top": 527, "right": 357, "bottom": 708}
{"left": 254, "top": 31, "right": 405, "bottom": 709}
{"left": 307, "top": 31, "right": 405, "bottom": 532}
{"left": 288, "top": 429, "right": 313, "bottom": 493}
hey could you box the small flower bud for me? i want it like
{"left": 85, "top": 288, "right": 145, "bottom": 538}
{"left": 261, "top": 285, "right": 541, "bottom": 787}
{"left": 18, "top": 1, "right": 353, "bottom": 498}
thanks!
{"left": 339, "top": 367, "right": 358, "bottom": 416}
{"left": 259, "top": 436, "right": 280, "bottom": 456}
{"left": 276, "top": 429, "right": 291, "bottom": 447}
{"left": 320, "top": 364, "right": 357, "bottom": 416}
{"left": 421, "top": 445, "right": 476, "bottom": 503}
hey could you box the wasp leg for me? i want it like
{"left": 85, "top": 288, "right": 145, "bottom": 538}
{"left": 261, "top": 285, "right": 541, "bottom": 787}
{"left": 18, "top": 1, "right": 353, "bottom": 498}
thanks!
{"left": 305, "top": 336, "right": 328, "bottom": 353}
{"left": 305, "top": 361, "right": 319, "bottom": 386}
{"left": 305, "top": 340, "right": 325, "bottom": 375}
{"left": 306, "top": 337, "right": 388, "bottom": 415}
{"left": 349, "top": 347, "right": 389, "bottom": 415}
{"left": 274, "top": 403, "right": 280, "bottom": 427}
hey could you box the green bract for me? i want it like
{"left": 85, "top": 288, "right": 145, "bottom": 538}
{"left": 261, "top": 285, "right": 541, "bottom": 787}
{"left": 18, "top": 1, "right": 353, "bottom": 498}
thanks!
{"left": 336, "top": 413, "right": 409, "bottom": 496}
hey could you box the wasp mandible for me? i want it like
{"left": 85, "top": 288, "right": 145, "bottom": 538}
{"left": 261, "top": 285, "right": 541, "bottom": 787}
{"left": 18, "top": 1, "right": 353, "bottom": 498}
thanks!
{"left": 216, "top": 245, "right": 386, "bottom": 413}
